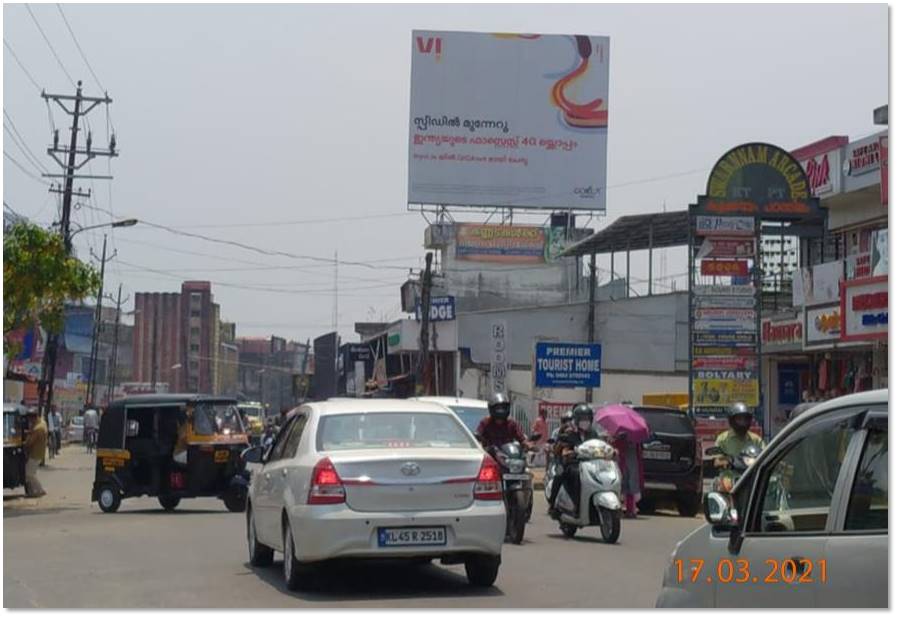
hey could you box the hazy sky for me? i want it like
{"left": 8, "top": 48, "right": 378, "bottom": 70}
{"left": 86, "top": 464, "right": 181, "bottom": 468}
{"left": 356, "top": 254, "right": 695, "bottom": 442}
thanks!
{"left": 3, "top": 3, "right": 888, "bottom": 344}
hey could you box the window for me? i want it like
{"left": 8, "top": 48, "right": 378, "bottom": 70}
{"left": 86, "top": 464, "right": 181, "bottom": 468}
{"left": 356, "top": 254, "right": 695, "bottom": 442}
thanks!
{"left": 269, "top": 416, "right": 297, "bottom": 461}
{"left": 316, "top": 412, "right": 476, "bottom": 452}
{"left": 845, "top": 429, "right": 888, "bottom": 531}
{"left": 280, "top": 414, "right": 308, "bottom": 460}
{"left": 190, "top": 344, "right": 200, "bottom": 353}
{"left": 190, "top": 327, "right": 200, "bottom": 338}
{"left": 752, "top": 419, "right": 856, "bottom": 533}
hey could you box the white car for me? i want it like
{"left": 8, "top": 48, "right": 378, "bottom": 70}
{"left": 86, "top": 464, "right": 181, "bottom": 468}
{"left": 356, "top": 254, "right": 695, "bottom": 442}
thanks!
{"left": 412, "top": 396, "right": 489, "bottom": 434}
{"left": 244, "top": 399, "right": 506, "bottom": 591}
{"left": 66, "top": 416, "right": 84, "bottom": 442}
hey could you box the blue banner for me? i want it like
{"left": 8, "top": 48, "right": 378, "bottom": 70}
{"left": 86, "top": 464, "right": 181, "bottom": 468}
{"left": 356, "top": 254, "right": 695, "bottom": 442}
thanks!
{"left": 415, "top": 296, "right": 456, "bottom": 322}
{"left": 534, "top": 342, "right": 601, "bottom": 389}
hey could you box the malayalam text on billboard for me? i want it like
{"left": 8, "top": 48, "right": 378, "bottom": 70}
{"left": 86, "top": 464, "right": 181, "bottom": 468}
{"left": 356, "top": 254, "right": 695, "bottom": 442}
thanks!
{"left": 409, "top": 31, "right": 609, "bottom": 211}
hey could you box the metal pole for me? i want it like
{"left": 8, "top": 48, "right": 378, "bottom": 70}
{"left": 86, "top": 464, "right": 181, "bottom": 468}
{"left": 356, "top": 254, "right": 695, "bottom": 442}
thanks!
{"left": 648, "top": 220, "right": 654, "bottom": 296}
{"left": 417, "top": 252, "right": 434, "bottom": 394}
{"left": 87, "top": 235, "right": 108, "bottom": 406}
{"left": 105, "top": 284, "right": 123, "bottom": 405}
{"left": 150, "top": 301, "right": 158, "bottom": 391}
{"left": 586, "top": 253, "right": 597, "bottom": 404}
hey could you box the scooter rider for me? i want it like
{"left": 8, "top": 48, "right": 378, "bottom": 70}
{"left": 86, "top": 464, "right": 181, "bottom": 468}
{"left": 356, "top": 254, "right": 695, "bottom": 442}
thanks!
{"left": 714, "top": 402, "right": 764, "bottom": 469}
{"left": 551, "top": 409, "right": 574, "bottom": 441}
{"left": 475, "top": 392, "right": 533, "bottom": 452}
{"left": 548, "top": 403, "right": 600, "bottom": 517}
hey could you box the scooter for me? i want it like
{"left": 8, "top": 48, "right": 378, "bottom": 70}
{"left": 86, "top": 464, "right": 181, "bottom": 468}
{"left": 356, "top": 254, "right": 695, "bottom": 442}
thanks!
{"left": 487, "top": 432, "right": 540, "bottom": 544}
{"left": 545, "top": 438, "right": 623, "bottom": 543}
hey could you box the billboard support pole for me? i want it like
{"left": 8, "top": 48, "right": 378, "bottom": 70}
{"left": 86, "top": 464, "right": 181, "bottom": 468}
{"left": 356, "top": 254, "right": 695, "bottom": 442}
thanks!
{"left": 586, "top": 252, "right": 597, "bottom": 403}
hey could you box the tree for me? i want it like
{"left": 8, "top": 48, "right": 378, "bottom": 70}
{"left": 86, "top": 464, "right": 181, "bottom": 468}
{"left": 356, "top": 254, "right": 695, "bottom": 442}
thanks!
{"left": 3, "top": 222, "right": 101, "bottom": 358}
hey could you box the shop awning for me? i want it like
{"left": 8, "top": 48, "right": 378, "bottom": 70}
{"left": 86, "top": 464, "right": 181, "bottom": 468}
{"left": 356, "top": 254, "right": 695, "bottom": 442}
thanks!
{"left": 561, "top": 210, "right": 689, "bottom": 256}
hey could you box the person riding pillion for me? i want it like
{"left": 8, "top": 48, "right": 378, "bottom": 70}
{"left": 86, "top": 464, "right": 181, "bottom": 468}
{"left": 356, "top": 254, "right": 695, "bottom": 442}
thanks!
{"left": 475, "top": 393, "right": 533, "bottom": 452}
{"left": 714, "top": 402, "right": 764, "bottom": 468}
{"left": 548, "top": 403, "right": 601, "bottom": 516}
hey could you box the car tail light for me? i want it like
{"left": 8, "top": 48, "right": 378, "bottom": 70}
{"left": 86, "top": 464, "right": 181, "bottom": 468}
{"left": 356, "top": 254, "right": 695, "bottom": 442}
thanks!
{"left": 308, "top": 457, "right": 346, "bottom": 505}
{"left": 473, "top": 455, "right": 503, "bottom": 501}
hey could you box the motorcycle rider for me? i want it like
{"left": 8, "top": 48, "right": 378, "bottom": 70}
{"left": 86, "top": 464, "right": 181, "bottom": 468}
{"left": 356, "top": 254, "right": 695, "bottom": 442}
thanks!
{"left": 548, "top": 403, "right": 601, "bottom": 517}
{"left": 714, "top": 402, "right": 764, "bottom": 469}
{"left": 475, "top": 392, "right": 533, "bottom": 452}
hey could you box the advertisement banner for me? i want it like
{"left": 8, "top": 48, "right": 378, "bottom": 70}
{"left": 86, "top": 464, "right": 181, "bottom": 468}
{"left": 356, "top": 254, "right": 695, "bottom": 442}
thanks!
{"left": 538, "top": 400, "right": 573, "bottom": 420}
{"left": 695, "top": 216, "right": 755, "bottom": 237}
{"left": 693, "top": 378, "right": 759, "bottom": 407}
{"left": 701, "top": 259, "right": 750, "bottom": 277}
{"left": 693, "top": 284, "right": 756, "bottom": 297}
{"left": 804, "top": 304, "right": 841, "bottom": 345}
{"left": 696, "top": 237, "right": 755, "bottom": 259}
{"left": 693, "top": 295, "right": 756, "bottom": 309}
{"left": 871, "top": 229, "right": 888, "bottom": 276}
{"left": 533, "top": 341, "right": 602, "bottom": 388}
{"left": 693, "top": 320, "right": 757, "bottom": 333}
{"left": 808, "top": 261, "right": 843, "bottom": 305}
{"left": 694, "top": 308, "right": 756, "bottom": 322}
{"left": 415, "top": 296, "right": 456, "bottom": 321}
{"left": 692, "top": 346, "right": 757, "bottom": 357}
{"left": 846, "top": 253, "right": 872, "bottom": 280}
{"left": 880, "top": 135, "right": 888, "bottom": 206}
{"left": 799, "top": 148, "right": 842, "bottom": 197}
{"left": 408, "top": 31, "right": 609, "bottom": 210}
{"left": 490, "top": 320, "right": 509, "bottom": 394}
{"left": 692, "top": 356, "right": 757, "bottom": 370}
{"left": 692, "top": 331, "right": 757, "bottom": 347}
{"left": 694, "top": 368, "right": 758, "bottom": 381}
{"left": 761, "top": 318, "right": 803, "bottom": 351}
{"left": 455, "top": 224, "right": 546, "bottom": 263}
{"left": 841, "top": 276, "right": 888, "bottom": 341}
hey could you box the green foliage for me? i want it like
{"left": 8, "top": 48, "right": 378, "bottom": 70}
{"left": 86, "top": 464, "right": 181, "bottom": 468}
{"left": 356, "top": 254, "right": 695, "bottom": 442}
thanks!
{"left": 4, "top": 222, "right": 101, "bottom": 357}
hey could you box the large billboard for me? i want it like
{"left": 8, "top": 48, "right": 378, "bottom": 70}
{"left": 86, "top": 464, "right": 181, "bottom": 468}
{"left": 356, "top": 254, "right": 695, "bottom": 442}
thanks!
{"left": 408, "top": 31, "right": 609, "bottom": 211}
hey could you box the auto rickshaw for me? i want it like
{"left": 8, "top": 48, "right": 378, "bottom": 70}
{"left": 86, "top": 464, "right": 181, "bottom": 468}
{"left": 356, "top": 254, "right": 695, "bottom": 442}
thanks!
{"left": 3, "top": 403, "right": 28, "bottom": 491}
{"left": 91, "top": 394, "right": 251, "bottom": 513}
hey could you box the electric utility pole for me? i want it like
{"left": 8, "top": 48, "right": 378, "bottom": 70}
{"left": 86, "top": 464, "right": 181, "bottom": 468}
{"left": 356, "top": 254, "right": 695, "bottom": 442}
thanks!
{"left": 86, "top": 234, "right": 117, "bottom": 407}
{"left": 38, "top": 81, "right": 116, "bottom": 418}
{"left": 104, "top": 284, "right": 128, "bottom": 405}
{"left": 416, "top": 252, "right": 434, "bottom": 395}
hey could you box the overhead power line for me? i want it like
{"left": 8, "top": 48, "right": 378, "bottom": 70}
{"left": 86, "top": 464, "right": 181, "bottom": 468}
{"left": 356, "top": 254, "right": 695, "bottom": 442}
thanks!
{"left": 56, "top": 3, "right": 105, "bottom": 93}
{"left": 4, "top": 151, "right": 50, "bottom": 185}
{"left": 176, "top": 211, "right": 416, "bottom": 229}
{"left": 4, "top": 110, "right": 49, "bottom": 173}
{"left": 25, "top": 4, "right": 76, "bottom": 87}
{"left": 3, "top": 38, "right": 42, "bottom": 91}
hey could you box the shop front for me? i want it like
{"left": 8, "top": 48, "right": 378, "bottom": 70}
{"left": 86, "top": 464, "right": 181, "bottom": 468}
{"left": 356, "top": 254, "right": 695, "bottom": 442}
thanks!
{"left": 760, "top": 312, "right": 808, "bottom": 436}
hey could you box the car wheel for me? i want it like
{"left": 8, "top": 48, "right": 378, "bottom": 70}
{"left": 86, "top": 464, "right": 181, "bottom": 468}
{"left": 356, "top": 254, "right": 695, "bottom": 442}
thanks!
{"left": 282, "top": 520, "right": 306, "bottom": 591}
{"left": 247, "top": 506, "right": 273, "bottom": 567}
{"left": 158, "top": 495, "right": 180, "bottom": 511}
{"left": 560, "top": 523, "right": 577, "bottom": 538}
{"left": 677, "top": 494, "right": 701, "bottom": 518}
{"left": 224, "top": 488, "right": 247, "bottom": 513}
{"left": 97, "top": 485, "right": 121, "bottom": 513}
{"left": 464, "top": 554, "right": 500, "bottom": 587}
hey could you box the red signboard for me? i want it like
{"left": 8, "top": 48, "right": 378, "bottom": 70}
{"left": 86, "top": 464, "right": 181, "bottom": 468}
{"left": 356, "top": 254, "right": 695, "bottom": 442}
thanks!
{"left": 761, "top": 319, "right": 803, "bottom": 345}
{"left": 692, "top": 356, "right": 756, "bottom": 370}
{"left": 880, "top": 135, "right": 888, "bottom": 206}
{"left": 538, "top": 400, "right": 572, "bottom": 420}
{"left": 698, "top": 237, "right": 755, "bottom": 258}
{"left": 701, "top": 259, "right": 750, "bottom": 277}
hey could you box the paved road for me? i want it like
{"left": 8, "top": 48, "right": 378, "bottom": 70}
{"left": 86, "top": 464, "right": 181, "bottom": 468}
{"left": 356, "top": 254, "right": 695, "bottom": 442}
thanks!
{"left": 4, "top": 447, "right": 703, "bottom": 608}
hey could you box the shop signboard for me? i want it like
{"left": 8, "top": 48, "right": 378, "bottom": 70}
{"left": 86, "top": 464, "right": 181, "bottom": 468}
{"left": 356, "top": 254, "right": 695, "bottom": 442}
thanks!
{"left": 692, "top": 331, "right": 757, "bottom": 347}
{"left": 841, "top": 276, "right": 888, "bottom": 342}
{"left": 700, "top": 259, "right": 750, "bottom": 277}
{"left": 693, "top": 284, "right": 755, "bottom": 297}
{"left": 693, "top": 295, "right": 756, "bottom": 309}
{"left": 533, "top": 341, "right": 602, "bottom": 388}
{"left": 797, "top": 147, "right": 844, "bottom": 197}
{"left": 804, "top": 304, "right": 841, "bottom": 346}
{"left": 695, "top": 216, "right": 755, "bottom": 237}
{"left": 408, "top": 31, "right": 609, "bottom": 211}
{"left": 490, "top": 320, "right": 508, "bottom": 394}
{"left": 871, "top": 229, "right": 888, "bottom": 276}
{"left": 697, "top": 237, "right": 755, "bottom": 258}
{"left": 692, "top": 345, "right": 757, "bottom": 357}
{"left": 694, "top": 320, "right": 757, "bottom": 333}
{"left": 455, "top": 224, "right": 546, "bottom": 264}
{"left": 693, "top": 377, "right": 760, "bottom": 407}
{"left": 538, "top": 400, "right": 573, "bottom": 420}
{"left": 692, "top": 356, "right": 757, "bottom": 370}
{"left": 843, "top": 131, "right": 887, "bottom": 192}
{"left": 880, "top": 135, "right": 888, "bottom": 206}
{"left": 846, "top": 253, "right": 872, "bottom": 280}
{"left": 415, "top": 295, "right": 456, "bottom": 321}
{"left": 802, "top": 260, "right": 843, "bottom": 306}
{"left": 761, "top": 317, "right": 803, "bottom": 352}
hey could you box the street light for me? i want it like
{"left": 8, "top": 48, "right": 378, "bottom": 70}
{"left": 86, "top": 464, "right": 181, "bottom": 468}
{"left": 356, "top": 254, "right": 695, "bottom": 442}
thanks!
{"left": 69, "top": 218, "right": 138, "bottom": 241}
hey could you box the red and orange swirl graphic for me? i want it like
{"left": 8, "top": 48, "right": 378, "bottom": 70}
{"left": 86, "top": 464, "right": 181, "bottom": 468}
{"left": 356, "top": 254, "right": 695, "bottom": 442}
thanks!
{"left": 551, "top": 35, "right": 607, "bottom": 129}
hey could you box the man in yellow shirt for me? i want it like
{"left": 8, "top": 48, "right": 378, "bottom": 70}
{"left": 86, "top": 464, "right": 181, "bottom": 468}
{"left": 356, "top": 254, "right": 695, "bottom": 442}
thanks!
{"left": 714, "top": 402, "right": 764, "bottom": 466}
{"left": 23, "top": 409, "right": 48, "bottom": 498}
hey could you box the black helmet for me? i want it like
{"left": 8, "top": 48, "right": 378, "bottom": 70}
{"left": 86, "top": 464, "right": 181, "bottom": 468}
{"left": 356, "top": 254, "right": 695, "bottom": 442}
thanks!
{"left": 727, "top": 401, "right": 751, "bottom": 419}
{"left": 560, "top": 409, "right": 574, "bottom": 424}
{"left": 572, "top": 403, "right": 593, "bottom": 424}
{"left": 487, "top": 392, "right": 511, "bottom": 420}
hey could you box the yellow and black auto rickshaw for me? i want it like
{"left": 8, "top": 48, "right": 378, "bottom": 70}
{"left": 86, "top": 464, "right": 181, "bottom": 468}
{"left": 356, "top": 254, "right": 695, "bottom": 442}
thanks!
{"left": 3, "top": 403, "right": 28, "bottom": 491}
{"left": 91, "top": 394, "right": 251, "bottom": 513}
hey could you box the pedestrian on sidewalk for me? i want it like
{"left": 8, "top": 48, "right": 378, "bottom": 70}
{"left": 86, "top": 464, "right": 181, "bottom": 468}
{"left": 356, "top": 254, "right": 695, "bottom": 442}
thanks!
{"left": 52, "top": 408, "right": 63, "bottom": 455}
{"left": 23, "top": 409, "right": 48, "bottom": 498}
{"left": 613, "top": 431, "right": 644, "bottom": 519}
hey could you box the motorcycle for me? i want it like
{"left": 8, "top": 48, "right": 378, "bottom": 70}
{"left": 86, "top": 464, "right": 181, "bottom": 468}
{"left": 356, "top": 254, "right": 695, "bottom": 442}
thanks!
{"left": 545, "top": 438, "right": 623, "bottom": 543}
{"left": 707, "top": 443, "right": 762, "bottom": 493}
{"left": 486, "top": 432, "right": 540, "bottom": 545}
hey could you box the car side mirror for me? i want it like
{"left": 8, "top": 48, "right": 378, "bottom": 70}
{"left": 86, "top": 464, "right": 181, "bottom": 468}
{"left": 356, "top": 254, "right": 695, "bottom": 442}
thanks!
{"left": 704, "top": 491, "right": 739, "bottom": 530}
{"left": 242, "top": 446, "right": 263, "bottom": 464}
{"left": 126, "top": 420, "right": 139, "bottom": 437}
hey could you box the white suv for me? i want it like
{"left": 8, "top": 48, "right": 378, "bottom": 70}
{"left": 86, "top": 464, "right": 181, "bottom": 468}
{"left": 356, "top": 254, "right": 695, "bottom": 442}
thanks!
{"left": 244, "top": 399, "right": 506, "bottom": 591}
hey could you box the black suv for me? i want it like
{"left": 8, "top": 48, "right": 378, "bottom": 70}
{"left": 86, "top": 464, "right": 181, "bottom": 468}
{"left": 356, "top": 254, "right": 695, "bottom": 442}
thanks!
{"left": 632, "top": 405, "right": 702, "bottom": 517}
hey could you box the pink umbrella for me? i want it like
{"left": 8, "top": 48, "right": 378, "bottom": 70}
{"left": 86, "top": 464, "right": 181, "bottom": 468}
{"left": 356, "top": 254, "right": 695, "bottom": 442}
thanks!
{"left": 594, "top": 404, "right": 651, "bottom": 443}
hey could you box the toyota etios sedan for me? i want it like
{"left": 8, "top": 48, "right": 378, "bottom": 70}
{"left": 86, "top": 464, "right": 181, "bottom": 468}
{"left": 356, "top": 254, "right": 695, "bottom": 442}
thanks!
{"left": 243, "top": 399, "right": 506, "bottom": 590}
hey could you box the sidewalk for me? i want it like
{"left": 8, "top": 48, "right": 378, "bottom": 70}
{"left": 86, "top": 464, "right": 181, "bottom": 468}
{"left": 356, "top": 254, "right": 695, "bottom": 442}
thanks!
{"left": 3, "top": 445, "right": 95, "bottom": 515}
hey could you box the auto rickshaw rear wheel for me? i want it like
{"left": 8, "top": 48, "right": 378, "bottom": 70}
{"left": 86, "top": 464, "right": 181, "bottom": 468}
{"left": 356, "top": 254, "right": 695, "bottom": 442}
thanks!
{"left": 97, "top": 485, "right": 121, "bottom": 513}
{"left": 159, "top": 495, "right": 180, "bottom": 511}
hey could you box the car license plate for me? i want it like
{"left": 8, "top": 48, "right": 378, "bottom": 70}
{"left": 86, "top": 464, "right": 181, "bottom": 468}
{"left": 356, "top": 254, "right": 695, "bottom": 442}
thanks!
{"left": 643, "top": 450, "right": 672, "bottom": 460}
{"left": 502, "top": 473, "right": 530, "bottom": 481}
{"left": 377, "top": 527, "right": 446, "bottom": 547}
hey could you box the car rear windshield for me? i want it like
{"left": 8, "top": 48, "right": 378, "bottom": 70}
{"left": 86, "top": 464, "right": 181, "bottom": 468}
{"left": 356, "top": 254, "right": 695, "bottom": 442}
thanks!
{"left": 317, "top": 412, "right": 477, "bottom": 451}
{"left": 449, "top": 406, "right": 488, "bottom": 433}
{"left": 635, "top": 408, "right": 694, "bottom": 436}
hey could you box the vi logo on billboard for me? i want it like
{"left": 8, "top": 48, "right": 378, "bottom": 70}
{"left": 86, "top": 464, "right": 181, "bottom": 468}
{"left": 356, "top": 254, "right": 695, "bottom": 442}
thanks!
{"left": 416, "top": 36, "right": 442, "bottom": 59}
